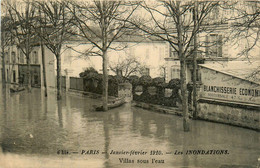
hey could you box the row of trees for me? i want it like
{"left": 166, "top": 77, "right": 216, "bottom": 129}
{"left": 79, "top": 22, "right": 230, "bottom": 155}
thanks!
{"left": 1, "top": 0, "right": 259, "bottom": 131}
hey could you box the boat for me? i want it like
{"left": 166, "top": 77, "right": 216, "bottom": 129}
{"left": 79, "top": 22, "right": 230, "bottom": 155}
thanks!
{"left": 94, "top": 98, "right": 125, "bottom": 111}
{"left": 10, "top": 86, "right": 25, "bottom": 93}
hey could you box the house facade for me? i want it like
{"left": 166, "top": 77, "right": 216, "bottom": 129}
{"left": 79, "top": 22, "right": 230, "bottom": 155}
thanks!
{"left": 0, "top": 45, "right": 56, "bottom": 89}
{"left": 60, "top": 38, "right": 169, "bottom": 79}
{"left": 164, "top": 2, "right": 260, "bottom": 83}
{"left": 0, "top": 45, "right": 20, "bottom": 84}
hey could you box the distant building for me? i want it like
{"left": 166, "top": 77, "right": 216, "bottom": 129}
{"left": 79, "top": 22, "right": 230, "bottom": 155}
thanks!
{"left": 60, "top": 36, "right": 169, "bottom": 79}
{"left": 0, "top": 44, "right": 56, "bottom": 89}
{"left": 1, "top": 45, "right": 20, "bottom": 84}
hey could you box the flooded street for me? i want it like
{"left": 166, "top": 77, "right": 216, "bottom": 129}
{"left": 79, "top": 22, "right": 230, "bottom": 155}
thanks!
{"left": 0, "top": 87, "right": 259, "bottom": 168}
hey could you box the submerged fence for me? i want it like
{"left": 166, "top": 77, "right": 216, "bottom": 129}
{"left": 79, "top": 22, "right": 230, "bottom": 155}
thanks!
{"left": 70, "top": 77, "right": 84, "bottom": 91}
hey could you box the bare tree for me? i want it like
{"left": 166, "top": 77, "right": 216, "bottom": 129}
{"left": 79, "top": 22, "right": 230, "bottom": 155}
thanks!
{"left": 36, "top": 0, "right": 72, "bottom": 100}
{"left": 109, "top": 57, "right": 145, "bottom": 79}
{"left": 6, "top": 0, "right": 38, "bottom": 92}
{"left": 129, "top": 1, "right": 219, "bottom": 131}
{"left": 222, "top": 1, "right": 259, "bottom": 60}
{"left": 1, "top": 15, "right": 12, "bottom": 87}
{"left": 31, "top": 4, "right": 48, "bottom": 97}
{"left": 67, "top": 0, "right": 139, "bottom": 111}
{"left": 219, "top": 1, "right": 260, "bottom": 85}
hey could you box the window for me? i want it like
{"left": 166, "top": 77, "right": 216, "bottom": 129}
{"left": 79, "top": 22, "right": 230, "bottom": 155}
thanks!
{"left": 11, "top": 52, "right": 16, "bottom": 64}
{"left": 20, "top": 51, "right": 24, "bottom": 64}
{"left": 5, "top": 52, "right": 9, "bottom": 64}
{"left": 171, "top": 66, "right": 180, "bottom": 79}
{"left": 19, "top": 74, "right": 25, "bottom": 85}
{"left": 170, "top": 47, "right": 178, "bottom": 58}
{"left": 212, "top": 7, "right": 219, "bottom": 20}
{"left": 13, "top": 70, "right": 16, "bottom": 83}
{"left": 116, "top": 69, "right": 122, "bottom": 76}
{"left": 191, "top": 69, "right": 201, "bottom": 82}
{"left": 160, "top": 67, "right": 166, "bottom": 79}
{"left": 33, "top": 51, "right": 38, "bottom": 64}
{"left": 142, "top": 68, "right": 150, "bottom": 76}
{"left": 30, "top": 51, "right": 39, "bottom": 64}
{"left": 206, "top": 34, "right": 223, "bottom": 57}
{"left": 34, "top": 75, "right": 39, "bottom": 85}
{"left": 6, "top": 69, "right": 8, "bottom": 81}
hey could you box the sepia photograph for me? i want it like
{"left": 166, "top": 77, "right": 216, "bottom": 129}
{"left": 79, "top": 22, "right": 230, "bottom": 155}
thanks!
{"left": 0, "top": 0, "right": 259, "bottom": 167}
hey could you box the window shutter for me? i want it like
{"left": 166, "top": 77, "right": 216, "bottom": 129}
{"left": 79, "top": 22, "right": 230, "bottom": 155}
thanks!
{"left": 218, "top": 35, "right": 223, "bottom": 57}
{"left": 205, "top": 35, "right": 209, "bottom": 57}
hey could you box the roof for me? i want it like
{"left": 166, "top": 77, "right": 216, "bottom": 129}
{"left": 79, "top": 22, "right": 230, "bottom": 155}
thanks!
{"left": 199, "top": 61, "right": 260, "bottom": 85}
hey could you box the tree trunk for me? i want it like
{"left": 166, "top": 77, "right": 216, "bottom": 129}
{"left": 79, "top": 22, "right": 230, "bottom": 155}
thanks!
{"left": 176, "top": 3, "right": 190, "bottom": 132}
{"left": 1, "top": 49, "right": 6, "bottom": 87}
{"left": 192, "top": 1, "right": 198, "bottom": 119}
{"left": 102, "top": 50, "right": 108, "bottom": 111}
{"left": 26, "top": 53, "right": 31, "bottom": 92}
{"left": 180, "top": 59, "right": 190, "bottom": 132}
{"left": 39, "top": 6, "right": 47, "bottom": 97}
{"left": 25, "top": 4, "right": 31, "bottom": 93}
{"left": 1, "top": 29, "right": 6, "bottom": 87}
{"left": 56, "top": 53, "right": 62, "bottom": 100}
{"left": 101, "top": 3, "right": 108, "bottom": 111}
{"left": 41, "top": 42, "right": 47, "bottom": 97}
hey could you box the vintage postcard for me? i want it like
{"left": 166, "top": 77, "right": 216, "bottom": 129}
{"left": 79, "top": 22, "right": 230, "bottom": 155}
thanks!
{"left": 0, "top": 0, "right": 259, "bottom": 168}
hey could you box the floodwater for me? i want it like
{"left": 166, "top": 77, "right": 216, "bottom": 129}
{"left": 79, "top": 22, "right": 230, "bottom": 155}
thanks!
{"left": 0, "top": 86, "right": 259, "bottom": 168}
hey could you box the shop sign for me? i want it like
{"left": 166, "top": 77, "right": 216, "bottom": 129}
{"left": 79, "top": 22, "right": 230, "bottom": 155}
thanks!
{"left": 200, "top": 68, "right": 260, "bottom": 105}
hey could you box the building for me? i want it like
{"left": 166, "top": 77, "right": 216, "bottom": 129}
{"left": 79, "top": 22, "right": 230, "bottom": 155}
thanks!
{"left": 60, "top": 36, "right": 169, "bottom": 79}
{"left": 198, "top": 61, "right": 260, "bottom": 130}
{"left": 161, "top": 1, "right": 260, "bottom": 130}
{"left": 0, "top": 44, "right": 56, "bottom": 89}
{"left": 1, "top": 1, "right": 258, "bottom": 92}
{"left": 199, "top": 61, "right": 260, "bottom": 106}
{"left": 164, "top": 2, "right": 260, "bottom": 83}
{"left": 1, "top": 45, "right": 19, "bottom": 84}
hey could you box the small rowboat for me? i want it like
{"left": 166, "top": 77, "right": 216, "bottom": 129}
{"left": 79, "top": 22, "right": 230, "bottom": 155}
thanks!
{"left": 10, "top": 86, "right": 25, "bottom": 93}
{"left": 94, "top": 98, "right": 125, "bottom": 111}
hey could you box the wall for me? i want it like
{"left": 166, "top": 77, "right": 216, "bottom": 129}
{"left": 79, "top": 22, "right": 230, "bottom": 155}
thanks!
{"left": 198, "top": 102, "right": 259, "bottom": 130}
{"left": 198, "top": 66, "right": 260, "bottom": 130}
{"left": 0, "top": 55, "right": 2, "bottom": 82}
{"left": 164, "top": 23, "right": 260, "bottom": 83}
{"left": 18, "top": 65, "right": 41, "bottom": 87}
{"left": 61, "top": 41, "right": 168, "bottom": 78}
{"left": 200, "top": 67, "right": 260, "bottom": 105}
{"left": 44, "top": 46, "right": 56, "bottom": 89}
{"left": 118, "top": 83, "right": 132, "bottom": 102}
{"left": 4, "top": 45, "right": 19, "bottom": 84}
{"left": 0, "top": 69, "right": 2, "bottom": 82}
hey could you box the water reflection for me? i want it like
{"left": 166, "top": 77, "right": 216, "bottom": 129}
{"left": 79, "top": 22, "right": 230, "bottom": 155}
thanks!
{"left": 57, "top": 100, "right": 63, "bottom": 128}
{"left": 0, "top": 87, "right": 259, "bottom": 168}
{"left": 103, "top": 115, "right": 111, "bottom": 168}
